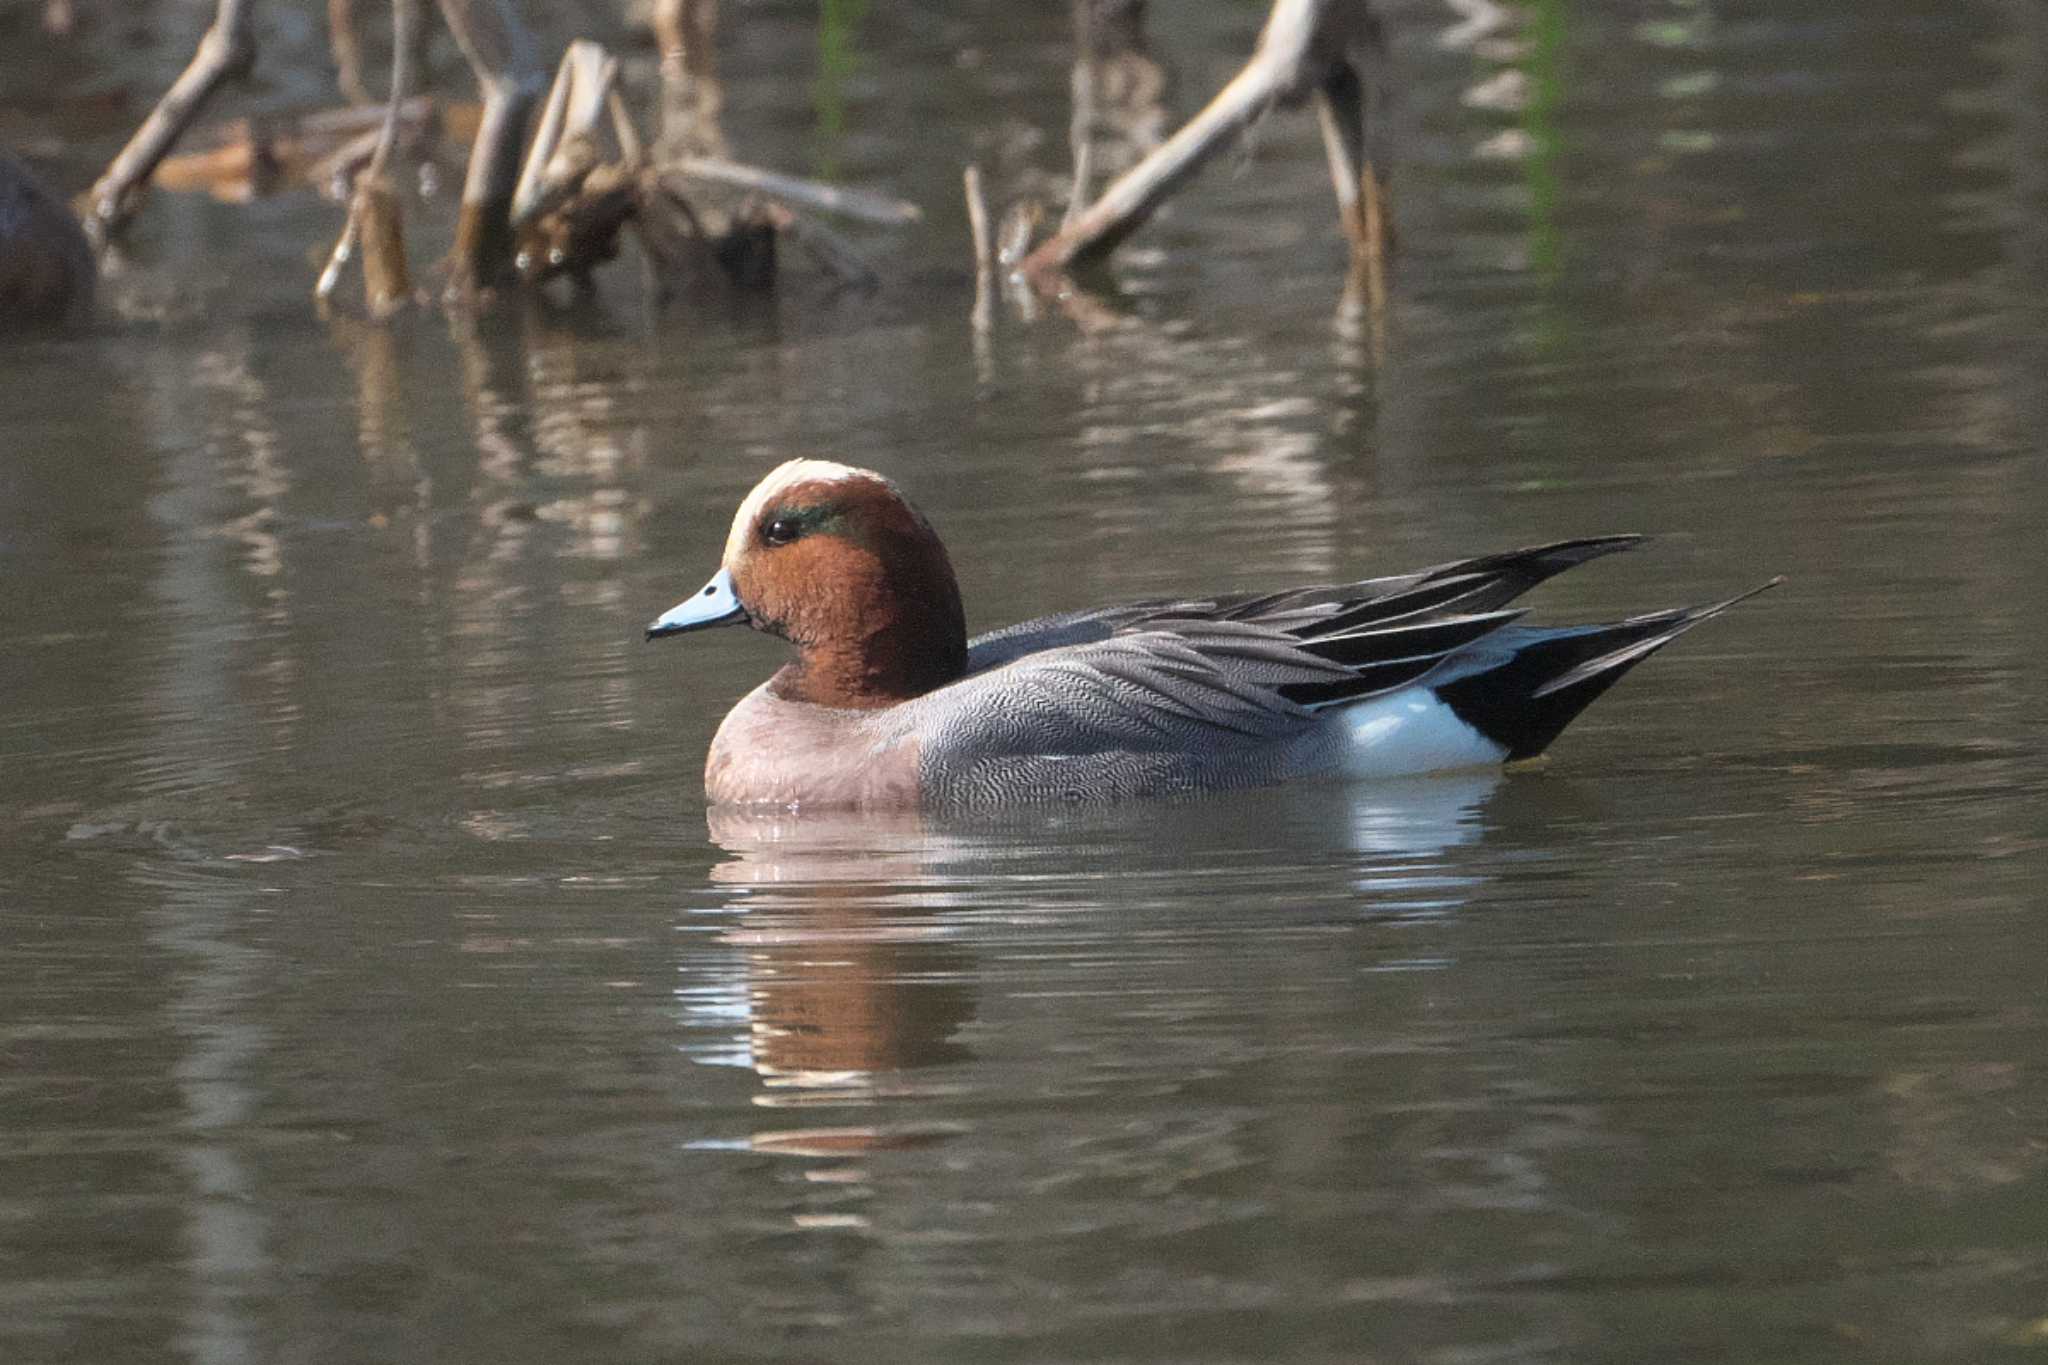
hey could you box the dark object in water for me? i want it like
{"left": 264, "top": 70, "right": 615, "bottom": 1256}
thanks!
{"left": 0, "top": 151, "right": 94, "bottom": 328}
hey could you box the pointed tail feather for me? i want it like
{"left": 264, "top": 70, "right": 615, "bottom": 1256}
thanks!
{"left": 1435, "top": 578, "right": 1782, "bottom": 760}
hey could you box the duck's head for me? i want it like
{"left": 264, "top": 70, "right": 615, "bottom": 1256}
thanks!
{"left": 647, "top": 460, "right": 967, "bottom": 708}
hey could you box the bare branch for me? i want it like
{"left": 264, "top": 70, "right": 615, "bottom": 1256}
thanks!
{"left": 654, "top": 0, "right": 727, "bottom": 161}
{"left": 329, "top": 0, "right": 371, "bottom": 105}
{"left": 964, "top": 164, "right": 994, "bottom": 274}
{"left": 510, "top": 40, "right": 618, "bottom": 228}
{"left": 314, "top": 190, "right": 362, "bottom": 302}
{"left": 82, "top": 0, "right": 257, "bottom": 247}
{"left": 438, "top": 0, "right": 546, "bottom": 297}
{"left": 964, "top": 164, "right": 994, "bottom": 335}
{"left": 663, "top": 157, "right": 920, "bottom": 226}
{"left": 1024, "top": 0, "right": 1371, "bottom": 281}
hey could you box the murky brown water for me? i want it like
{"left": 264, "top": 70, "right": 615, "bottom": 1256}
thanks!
{"left": 6, "top": 1, "right": 2047, "bottom": 1361}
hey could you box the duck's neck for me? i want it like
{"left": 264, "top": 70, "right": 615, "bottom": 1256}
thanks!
{"left": 769, "top": 590, "right": 967, "bottom": 710}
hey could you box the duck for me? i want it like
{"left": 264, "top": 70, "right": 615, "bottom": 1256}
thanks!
{"left": 648, "top": 460, "right": 1776, "bottom": 810}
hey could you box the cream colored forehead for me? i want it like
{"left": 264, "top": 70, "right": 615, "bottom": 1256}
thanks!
{"left": 723, "top": 459, "right": 890, "bottom": 564}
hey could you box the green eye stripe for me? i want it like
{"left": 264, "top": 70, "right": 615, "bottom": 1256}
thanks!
{"left": 762, "top": 503, "right": 843, "bottom": 544}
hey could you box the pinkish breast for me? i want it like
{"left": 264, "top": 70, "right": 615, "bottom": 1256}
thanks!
{"left": 703, "top": 685, "right": 921, "bottom": 809}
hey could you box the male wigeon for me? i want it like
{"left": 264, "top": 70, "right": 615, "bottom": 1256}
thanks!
{"left": 648, "top": 460, "right": 1775, "bottom": 810}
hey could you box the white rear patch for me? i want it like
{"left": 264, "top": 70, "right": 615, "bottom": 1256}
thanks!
{"left": 1339, "top": 688, "right": 1507, "bottom": 778}
{"left": 725, "top": 459, "right": 888, "bottom": 565}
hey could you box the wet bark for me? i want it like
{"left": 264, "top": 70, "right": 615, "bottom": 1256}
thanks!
{"left": 1065, "top": 0, "right": 1167, "bottom": 228}
{"left": 82, "top": 0, "right": 257, "bottom": 248}
{"left": 437, "top": 0, "right": 545, "bottom": 299}
{"left": 317, "top": 0, "right": 423, "bottom": 317}
{"left": 1024, "top": 0, "right": 1384, "bottom": 284}
{"left": 328, "top": 0, "right": 372, "bottom": 105}
{"left": 654, "top": 0, "right": 727, "bottom": 162}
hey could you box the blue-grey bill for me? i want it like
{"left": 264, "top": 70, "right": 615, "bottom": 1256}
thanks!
{"left": 647, "top": 567, "right": 749, "bottom": 639}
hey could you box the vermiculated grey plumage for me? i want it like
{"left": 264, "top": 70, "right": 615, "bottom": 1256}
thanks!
{"left": 877, "top": 537, "right": 1774, "bottom": 808}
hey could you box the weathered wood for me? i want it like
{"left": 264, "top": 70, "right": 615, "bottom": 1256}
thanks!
{"left": 360, "top": 0, "right": 423, "bottom": 316}
{"left": 1064, "top": 0, "right": 1165, "bottom": 228}
{"left": 507, "top": 41, "right": 644, "bottom": 289}
{"left": 653, "top": 0, "right": 726, "bottom": 161}
{"left": 1024, "top": 0, "right": 1379, "bottom": 283}
{"left": 437, "top": 0, "right": 545, "bottom": 298}
{"left": 510, "top": 40, "right": 618, "bottom": 228}
{"left": 317, "top": 0, "right": 420, "bottom": 317}
{"left": 964, "top": 164, "right": 994, "bottom": 333}
{"left": 82, "top": 0, "right": 257, "bottom": 247}
{"left": 328, "top": 0, "right": 371, "bottom": 105}
{"left": 664, "top": 157, "right": 920, "bottom": 226}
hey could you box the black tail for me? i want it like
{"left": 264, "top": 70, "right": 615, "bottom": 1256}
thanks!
{"left": 1434, "top": 579, "right": 1781, "bottom": 760}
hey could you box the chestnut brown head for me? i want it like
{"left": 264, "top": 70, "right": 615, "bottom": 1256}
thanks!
{"left": 648, "top": 461, "right": 968, "bottom": 708}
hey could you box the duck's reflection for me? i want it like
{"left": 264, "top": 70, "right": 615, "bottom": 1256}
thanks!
{"left": 705, "top": 807, "right": 977, "bottom": 1156}
{"left": 697, "top": 773, "right": 1508, "bottom": 1162}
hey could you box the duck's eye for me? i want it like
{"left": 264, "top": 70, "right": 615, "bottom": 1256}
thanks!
{"left": 762, "top": 515, "right": 804, "bottom": 547}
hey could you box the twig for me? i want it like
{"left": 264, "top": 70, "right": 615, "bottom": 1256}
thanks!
{"left": 82, "top": 0, "right": 257, "bottom": 248}
{"left": 664, "top": 156, "right": 920, "bottom": 225}
{"left": 359, "top": 0, "right": 423, "bottom": 316}
{"left": 653, "top": 0, "right": 726, "bottom": 161}
{"left": 329, "top": 0, "right": 371, "bottom": 105}
{"left": 314, "top": 193, "right": 363, "bottom": 301}
{"left": 607, "top": 89, "right": 644, "bottom": 167}
{"left": 317, "top": 0, "right": 421, "bottom": 316}
{"left": 510, "top": 40, "right": 617, "bottom": 227}
{"left": 964, "top": 163, "right": 993, "bottom": 334}
{"left": 438, "top": 0, "right": 546, "bottom": 298}
{"left": 964, "top": 164, "right": 994, "bottom": 274}
{"left": 1023, "top": 0, "right": 1370, "bottom": 281}
{"left": 1064, "top": 3, "right": 1099, "bottom": 230}
{"left": 1312, "top": 11, "right": 1390, "bottom": 339}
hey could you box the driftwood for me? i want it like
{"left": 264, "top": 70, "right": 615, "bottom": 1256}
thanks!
{"left": 1064, "top": 0, "right": 1168, "bottom": 230}
{"left": 80, "top": 0, "right": 904, "bottom": 313}
{"left": 653, "top": 0, "right": 727, "bottom": 163}
{"left": 501, "top": 29, "right": 904, "bottom": 299}
{"left": 80, "top": 0, "right": 256, "bottom": 249}
{"left": 437, "top": 0, "right": 546, "bottom": 299}
{"left": 1023, "top": 0, "right": 1387, "bottom": 291}
{"left": 328, "top": 0, "right": 373, "bottom": 106}
{"left": 964, "top": 164, "right": 994, "bottom": 334}
{"left": 509, "top": 42, "right": 641, "bottom": 288}
{"left": 317, "top": 0, "right": 424, "bottom": 317}
{"left": 82, "top": 0, "right": 537, "bottom": 300}
{"left": 664, "top": 157, "right": 920, "bottom": 226}
{"left": 152, "top": 99, "right": 479, "bottom": 203}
